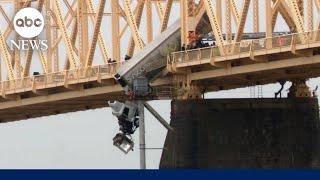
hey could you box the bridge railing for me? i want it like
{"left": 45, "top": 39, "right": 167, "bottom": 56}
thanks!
{"left": 153, "top": 86, "right": 178, "bottom": 99}
{"left": 0, "top": 77, "right": 33, "bottom": 94}
{"left": 169, "top": 30, "right": 320, "bottom": 65}
{"left": 0, "top": 63, "right": 118, "bottom": 95}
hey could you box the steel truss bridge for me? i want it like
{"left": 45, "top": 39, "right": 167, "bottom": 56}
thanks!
{"left": 0, "top": 0, "right": 319, "bottom": 123}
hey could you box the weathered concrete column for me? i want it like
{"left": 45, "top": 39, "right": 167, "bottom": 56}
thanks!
{"left": 160, "top": 98, "right": 320, "bottom": 168}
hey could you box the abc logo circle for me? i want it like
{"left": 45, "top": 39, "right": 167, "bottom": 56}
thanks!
{"left": 14, "top": 8, "right": 44, "bottom": 38}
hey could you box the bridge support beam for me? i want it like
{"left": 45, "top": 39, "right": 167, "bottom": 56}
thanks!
{"left": 174, "top": 73, "right": 202, "bottom": 100}
{"left": 138, "top": 101, "right": 146, "bottom": 169}
{"left": 144, "top": 102, "right": 174, "bottom": 132}
{"left": 288, "top": 79, "right": 312, "bottom": 98}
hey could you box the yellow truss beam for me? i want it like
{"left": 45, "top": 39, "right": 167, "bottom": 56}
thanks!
{"left": 253, "top": 0, "right": 259, "bottom": 32}
{"left": 288, "top": 0, "right": 306, "bottom": 43}
{"left": 85, "top": 0, "right": 106, "bottom": 67}
{"left": 271, "top": 0, "right": 296, "bottom": 32}
{"left": 111, "top": 0, "right": 120, "bottom": 61}
{"left": 230, "top": 0, "right": 240, "bottom": 26}
{"left": 77, "top": 0, "right": 88, "bottom": 66}
{"left": 161, "top": 0, "right": 174, "bottom": 32}
{"left": 86, "top": 0, "right": 110, "bottom": 64}
{"left": 126, "top": 0, "right": 145, "bottom": 57}
{"left": 226, "top": 0, "right": 232, "bottom": 42}
{"left": 123, "top": 0, "right": 145, "bottom": 51}
{"left": 0, "top": 30, "right": 14, "bottom": 80}
{"left": 64, "top": 19, "right": 78, "bottom": 70}
{"left": 37, "top": 50, "right": 48, "bottom": 74}
{"left": 155, "top": 0, "right": 164, "bottom": 22}
{"left": 23, "top": 0, "right": 44, "bottom": 77}
{"left": 203, "top": 0, "right": 224, "bottom": 55}
{"left": 53, "top": 0, "right": 78, "bottom": 69}
{"left": 146, "top": 0, "right": 153, "bottom": 43}
{"left": 307, "top": 0, "right": 313, "bottom": 31}
{"left": 234, "top": 0, "right": 251, "bottom": 42}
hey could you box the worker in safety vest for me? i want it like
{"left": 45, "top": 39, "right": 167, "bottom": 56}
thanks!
{"left": 188, "top": 31, "right": 199, "bottom": 49}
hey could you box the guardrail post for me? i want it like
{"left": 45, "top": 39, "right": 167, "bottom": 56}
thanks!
{"left": 32, "top": 76, "right": 36, "bottom": 92}
{"left": 64, "top": 70, "right": 68, "bottom": 86}
{"left": 97, "top": 66, "right": 102, "bottom": 83}
{"left": 209, "top": 48, "right": 215, "bottom": 66}
{"left": 307, "top": 32, "right": 310, "bottom": 48}
{"left": 13, "top": 80, "right": 16, "bottom": 93}
{"left": 77, "top": 68, "right": 80, "bottom": 83}
{"left": 186, "top": 51, "right": 189, "bottom": 62}
{"left": 291, "top": 34, "right": 296, "bottom": 54}
{"left": 249, "top": 40, "right": 255, "bottom": 60}
{"left": 45, "top": 75, "right": 47, "bottom": 89}
{"left": 1, "top": 82, "right": 4, "bottom": 97}
{"left": 266, "top": 38, "right": 272, "bottom": 49}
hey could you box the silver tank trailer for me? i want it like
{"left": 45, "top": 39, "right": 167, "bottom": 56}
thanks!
{"left": 114, "top": 19, "right": 181, "bottom": 90}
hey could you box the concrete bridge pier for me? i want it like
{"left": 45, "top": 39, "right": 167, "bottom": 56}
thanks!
{"left": 160, "top": 98, "right": 320, "bottom": 168}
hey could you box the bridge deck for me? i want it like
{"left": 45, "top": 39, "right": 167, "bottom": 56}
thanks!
{"left": 1, "top": 31, "right": 320, "bottom": 123}
{"left": 168, "top": 30, "right": 320, "bottom": 91}
{"left": 170, "top": 30, "right": 320, "bottom": 68}
{"left": 0, "top": 64, "right": 172, "bottom": 123}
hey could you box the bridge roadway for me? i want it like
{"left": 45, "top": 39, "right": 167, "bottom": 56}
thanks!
{"left": 1, "top": 30, "right": 320, "bottom": 123}
{"left": 168, "top": 30, "right": 320, "bottom": 92}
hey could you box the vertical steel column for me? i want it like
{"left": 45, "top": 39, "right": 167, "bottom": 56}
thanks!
{"left": 45, "top": 0, "right": 52, "bottom": 73}
{"left": 180, "top": 0, "right": 188, "bottom": 47}
{"left": 13, "top": 1, "right": 21, "bottom": 77}
{"left": 307, "top": 0, "right": 314, "bottom": 31}
{"left": 146, "top": 0, "right": 153, "bottom": 43}
{"left": 226, "top": 0, "right": 232, "bottom": 44}
{"left": 78, "top": 0, "right": 88, "bottom": 67}
{"left": 265, "top": 0, "right": 272, "bottom": 49}
{"left": 138, "top": 101, "right": 146, "bottom": 169}
{"left": 111, "top": 0, "right": 120, "bottom": 62}
{"left": 253, "top": 0, "right": 259, "bottom": 33}
{"left": 216, "top": 0, "right": 222, "bottom": 30}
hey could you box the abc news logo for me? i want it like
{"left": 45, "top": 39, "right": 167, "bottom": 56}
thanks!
{"left": 10, "top": 8, "right": 48, "bottom": 51}
{"left": 15, "top": 16, "right": 42, "bottom": 28}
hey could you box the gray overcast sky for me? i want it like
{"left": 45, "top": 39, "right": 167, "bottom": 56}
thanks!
{"left": 0, "top": 0, "right": 319, "bottom": 169}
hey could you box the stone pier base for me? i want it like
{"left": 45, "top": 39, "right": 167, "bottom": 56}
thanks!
{"left": 160, "top": 98, "right": 320, "bottom": 168}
